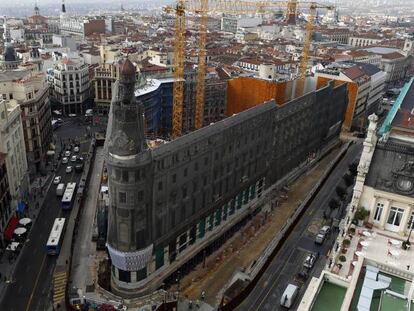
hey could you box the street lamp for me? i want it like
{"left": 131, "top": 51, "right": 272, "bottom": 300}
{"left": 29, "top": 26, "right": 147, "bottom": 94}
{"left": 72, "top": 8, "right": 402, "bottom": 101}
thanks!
{"left": 176, "top": 270, "right": 181, "bottom": 302}
{"left": 406, "top": 219, "right": 413, "bottom": 245}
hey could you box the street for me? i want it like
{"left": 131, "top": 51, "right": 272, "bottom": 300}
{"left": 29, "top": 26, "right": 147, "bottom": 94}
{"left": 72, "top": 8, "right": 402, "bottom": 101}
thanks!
{"left": 0, "top": 117, "right": 97, "bottom": 311}
{"left": 237, "top": 142, "right": 362, "bottom": 311}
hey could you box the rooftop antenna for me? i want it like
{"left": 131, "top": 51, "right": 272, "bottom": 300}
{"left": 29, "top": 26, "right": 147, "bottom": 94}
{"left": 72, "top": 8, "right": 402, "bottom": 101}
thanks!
{"left": 62, "top": 0, "right": 66, "bottom": 13}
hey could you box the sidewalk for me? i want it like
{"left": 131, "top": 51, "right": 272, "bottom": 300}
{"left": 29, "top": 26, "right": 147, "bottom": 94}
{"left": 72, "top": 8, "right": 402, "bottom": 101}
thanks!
{"left": 178, "top": 298, "right": 214, "bottom": 311}
{"left": 0, "top": 172, "right": 54, "bottom": 296}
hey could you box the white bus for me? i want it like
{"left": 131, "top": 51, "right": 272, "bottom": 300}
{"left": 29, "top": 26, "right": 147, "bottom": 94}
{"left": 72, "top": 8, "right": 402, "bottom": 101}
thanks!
{"left": 46, "top": 218, "right": 66, "bottom": 255}
{"left": 61, "top": 182, "right": 76, "bottom": 210}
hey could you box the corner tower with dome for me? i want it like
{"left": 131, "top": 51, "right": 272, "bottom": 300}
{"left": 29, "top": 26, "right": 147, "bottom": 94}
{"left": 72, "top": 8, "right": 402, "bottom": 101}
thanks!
{"left": 106, "top": 58, "right": 154, "bottom": 296}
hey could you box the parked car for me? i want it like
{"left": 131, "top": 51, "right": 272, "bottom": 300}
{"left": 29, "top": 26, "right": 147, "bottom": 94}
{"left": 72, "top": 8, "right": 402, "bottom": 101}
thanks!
{"left": 280, "top": 284, "right": 299, "bottom": 308}
{"left": 315, "top": 226, "right": 331, "bottom": 244}
{"left": 53, "top": 176, "right": 62, "bottom": 185}
{"left": 68, "top": 113, "right": 77, "bottom": 117}
{"left": 75, "top": 162, "right": 84, "bottom": 173}
{"left": 71, "top": 155, "right": 77, "bottom": 162}
{"left": 66, "top": 166, "right": 73, "bottom": 173}
{"left": 296, "top": 269, "right": 309, "bottom": 282}
{"left": 64, "top": 150, "right": 71, "bottom": 157}
{"left": 62, "top": 157, "right": 68, "bottom": 164}
{"left": 303, "top": 252, "right": 318, "bottom": 269}
{"left": 73, "top": 146, "right": 80, "bottom": 153}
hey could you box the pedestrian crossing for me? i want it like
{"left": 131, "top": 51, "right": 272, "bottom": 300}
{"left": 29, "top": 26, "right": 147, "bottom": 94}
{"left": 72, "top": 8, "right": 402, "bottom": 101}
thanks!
{"left": 53, "top": 271, "right": 67, "bottom": 306}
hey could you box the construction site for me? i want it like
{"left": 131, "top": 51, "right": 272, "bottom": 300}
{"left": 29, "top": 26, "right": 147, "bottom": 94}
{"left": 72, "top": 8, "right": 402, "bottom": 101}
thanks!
{"left": 57, "top": 1, "right": 352, "bottom": 310}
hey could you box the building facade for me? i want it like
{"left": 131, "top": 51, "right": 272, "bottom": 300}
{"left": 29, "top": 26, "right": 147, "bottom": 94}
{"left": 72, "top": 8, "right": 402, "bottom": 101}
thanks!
{"left": 0, "top": 100, "right": 29, "bottom": 214}
{"left": 0, "top": 152, "right": 12, "bottom": 250}
{"left": 48, "top": 57, "right": 91, "bottom": 115}
{"left": 105, "top": 59, "right": 348, "bottom": 297}
{"left": 0, "top": 69, "right": 52, "bottom": 175}
{"left": 94, "top": 62, "right": 119, "bottom": 115}
{"left": 359, "top": 78, "right": 414, "bottom": 236}
{"left": 60, "top": 17, "right": 105, "bottom": 38}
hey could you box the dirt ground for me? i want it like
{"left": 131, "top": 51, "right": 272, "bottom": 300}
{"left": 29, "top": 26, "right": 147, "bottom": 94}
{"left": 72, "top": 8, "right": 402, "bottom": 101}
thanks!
{"left": 177, "top": 147, "right": 341, "bottom": 306}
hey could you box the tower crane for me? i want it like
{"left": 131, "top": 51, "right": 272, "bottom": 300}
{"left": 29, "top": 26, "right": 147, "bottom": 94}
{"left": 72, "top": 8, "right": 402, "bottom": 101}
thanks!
{"left": 165, "top": 0, "right": 334, "bottom": 138}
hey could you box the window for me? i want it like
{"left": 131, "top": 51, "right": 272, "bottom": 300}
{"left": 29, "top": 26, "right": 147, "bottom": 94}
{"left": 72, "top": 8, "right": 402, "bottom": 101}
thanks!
{"left": 182, "top": 186, "right": 187, "bottom": 198}
{"left": 158, "top": 181, "right": 163, "bottom": 191}
{"left": 184, "top": 168, "right": 187, "bottom": 177}
{"left": 194, "top": 162, "right": 199, "bottom": 171}
{"left": 373, "top": 202, "right": 384, "bottom": 222}
{"left": 122, "top": 171, "right": 128, "bottom": 182}
{"left": 119, "top": 192, "right": 126, "bottom": 203}
{"left": 387, "top": 207, "right": 404, "bottom": 227}
{"left": 172, "top": 174, "right": 176, "bottom": 183}
{"left": 138, "top": 191, "right": 143, "bottom": 202}
{"left": 118, "top": 269, "right": 131, "bottom": 283}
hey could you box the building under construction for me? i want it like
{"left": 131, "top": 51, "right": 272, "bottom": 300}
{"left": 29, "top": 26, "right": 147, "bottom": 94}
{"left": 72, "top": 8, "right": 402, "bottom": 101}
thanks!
{"left": 105, "top": 58, "right": 348, "bottom": 297}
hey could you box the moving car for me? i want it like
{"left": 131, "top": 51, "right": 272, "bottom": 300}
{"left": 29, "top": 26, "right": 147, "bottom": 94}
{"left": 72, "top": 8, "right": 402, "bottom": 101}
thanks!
{"left": 64, "top": 150, "right": 71, "bottom": 157}
{"left": 56, "top": 183, "right": 65, "bottom": 196}
{"left": 71, "top": 155, "right": 77, "bottom": 162}
{"left": 53, "top": 176, "right": 62, "bottom": 185}
{"left": 315, "top": 225, "right": 331, "bottom": 245}
{"left": 62, "top": 157, "right": 68, "bottom": 164}
{"left": 303, "top": 252, "right": 318, "bottom": 269}
{"left": 68, "top": 113, "right": 77, "bottom": 117}
{"left": 66, "top": 166, "right": 73, "bottom": 173}
{"left": 280, "top": 284, "right": 299, "bottom": 308}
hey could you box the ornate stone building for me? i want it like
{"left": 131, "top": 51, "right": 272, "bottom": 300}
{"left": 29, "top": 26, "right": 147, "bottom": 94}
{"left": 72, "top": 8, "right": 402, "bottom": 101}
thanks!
{"left": 106, "top": 59, "right": 348, "bottom": 297}
{"left": 358, "top": 78, "right": 414, "bottom": 236}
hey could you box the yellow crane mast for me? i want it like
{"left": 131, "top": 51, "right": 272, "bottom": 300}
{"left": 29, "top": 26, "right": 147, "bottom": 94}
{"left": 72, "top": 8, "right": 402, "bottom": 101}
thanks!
{"left": 167, "top": 0, "right": 186, "bottom": 139}
{"left": 194, "top": 0, "right": 208, "bottom": 130}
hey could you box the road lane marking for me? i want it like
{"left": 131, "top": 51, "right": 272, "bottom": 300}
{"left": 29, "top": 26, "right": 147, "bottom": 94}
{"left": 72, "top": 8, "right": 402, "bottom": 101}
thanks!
{"left": 52, "top": 271, "right": 67, "bottom": 306}
{"left": 25, "top": 255, "right": 46, "bottom": 311}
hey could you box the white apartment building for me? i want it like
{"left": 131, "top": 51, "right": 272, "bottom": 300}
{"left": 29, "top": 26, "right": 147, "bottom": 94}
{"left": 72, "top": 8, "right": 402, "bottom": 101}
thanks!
{"left": 364, "top": 47, "right": 412, "bottom": 85}
{"left": 348, "top": 36, "right": 382, "bottom": 47}
{"left": 48, "top": 56, "right": 91, "bottom": 115}
{"left": 0, "top": 100, "right": 29, "bottom": 211}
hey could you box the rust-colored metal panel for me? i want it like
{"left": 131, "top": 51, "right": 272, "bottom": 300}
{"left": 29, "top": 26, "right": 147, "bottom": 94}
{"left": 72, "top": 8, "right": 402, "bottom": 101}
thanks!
{"left": 226, "top": 77, "right": 288, "bottom": 116}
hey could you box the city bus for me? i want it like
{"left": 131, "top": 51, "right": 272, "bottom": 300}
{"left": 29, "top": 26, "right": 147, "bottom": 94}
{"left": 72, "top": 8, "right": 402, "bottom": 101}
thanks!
{"left": 46, "top": 218, "right": 66, "bottom": 255}
{"left": 61, "top": 182, "right": 77, "bottom": 210}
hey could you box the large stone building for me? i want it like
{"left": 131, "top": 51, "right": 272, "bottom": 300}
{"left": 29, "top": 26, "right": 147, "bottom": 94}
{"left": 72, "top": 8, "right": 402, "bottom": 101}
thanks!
{"left": 48, "top": 56, "right": 91, "bottom": 115}
{"left": 0, "top": 100, "right": 29, "bottom": 216}
{"left": 358, "top": 77, "right": 414, "bottom": 235}
{"left": 105, "top": 59, "right": 348, "bottom": 297}
{"left": 0, "top": 66, "right": 53, "bottom": 175}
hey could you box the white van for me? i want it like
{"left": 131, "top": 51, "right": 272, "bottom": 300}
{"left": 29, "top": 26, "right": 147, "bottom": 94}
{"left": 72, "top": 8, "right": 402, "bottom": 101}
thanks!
{"left": 280, "top": 284, "right": 299, "bottom": 308}
{"left": 56, "top": 183, "right": 65, "bottom": 196}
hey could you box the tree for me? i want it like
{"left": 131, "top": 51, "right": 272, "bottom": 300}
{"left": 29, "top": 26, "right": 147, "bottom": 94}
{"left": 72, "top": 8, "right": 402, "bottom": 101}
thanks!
{"left": 336, "top": 185, "right": 346, "bottom": 199}
{"left": 329, "top": 198, "right": 340, "bottom": 210}
{"left": 343, "top": 174, "right": 354, "bottom": 187}
{"left": 349, "top": 162, "right": 358, "bottom": 176}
